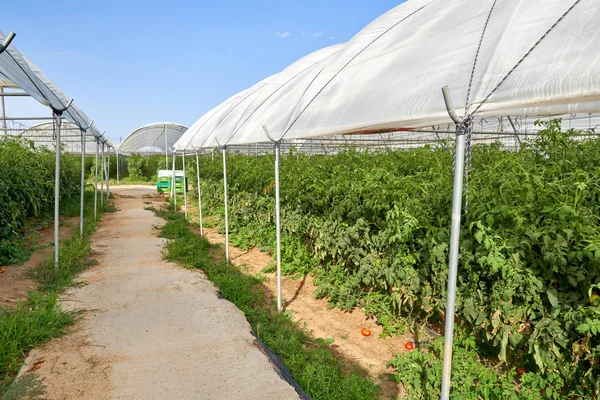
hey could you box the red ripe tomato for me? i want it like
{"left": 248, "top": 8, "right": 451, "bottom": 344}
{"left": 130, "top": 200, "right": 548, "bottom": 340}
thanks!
{"left": 361, "top": 328, "right": 371, "bottom": 337}
{"left": 405, "top": 342, "right": 415, "bottom": 351}
{"left": 517, "top": 367, "right": 527, "bottom": 375}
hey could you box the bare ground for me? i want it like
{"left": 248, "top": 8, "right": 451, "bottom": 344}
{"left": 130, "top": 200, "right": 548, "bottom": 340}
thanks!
{"left": 18, "top": 186, "right": 300, "bottom": 400}
{"left": 185, "top": 203, "right": 412, "bottom": 398}
{"left": 0, "top": 218, "right": 76, "bottom": 308}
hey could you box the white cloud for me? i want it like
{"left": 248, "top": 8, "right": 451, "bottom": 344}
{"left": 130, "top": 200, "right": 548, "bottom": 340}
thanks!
{"left": 301, "top": 32, "right": 324, "bottom": 38}
{"left": 275, "top": 31, "right": 291, "bottom": 39}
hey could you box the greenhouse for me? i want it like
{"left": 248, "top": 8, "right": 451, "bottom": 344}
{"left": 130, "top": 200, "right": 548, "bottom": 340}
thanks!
{"left": 172, "top": 0, "right": 600, "bottom": 398}
{"left": 16, "top": 122, "right": 104, "bottom": 154}
{"left": 2, "top": 0, "right": 600, "bottom": 398}
{"left": 117, "top": 121, "right": 188, "bottom": 162}
{"left": 0, "top": 29, "right": 113, "bottom": 268}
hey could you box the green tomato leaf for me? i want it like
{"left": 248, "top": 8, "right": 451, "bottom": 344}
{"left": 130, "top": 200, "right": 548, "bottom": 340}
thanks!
{"left": 547, "top": 288, "right": 559, "bottom": 308}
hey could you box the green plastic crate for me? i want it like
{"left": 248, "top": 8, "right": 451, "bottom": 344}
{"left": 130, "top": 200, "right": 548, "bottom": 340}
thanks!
{"left": 157, "top": 170, "right": 187, "bottom": 193}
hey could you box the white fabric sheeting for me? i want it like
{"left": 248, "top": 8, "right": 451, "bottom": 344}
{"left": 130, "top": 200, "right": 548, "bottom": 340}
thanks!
{"left": 18, "top": 121, "right": 104, "bottom": 154}
{"left": 0, "top": 30, "right": 110, "bottom": 145}
{"left": 176, "top": 44, "right": 344, "bottom": 149}
{"left": 176, "top": 0, "right": 600, "bottom": 149}
{"left": 117, "top": 122, "right": 188, "bottom": 154}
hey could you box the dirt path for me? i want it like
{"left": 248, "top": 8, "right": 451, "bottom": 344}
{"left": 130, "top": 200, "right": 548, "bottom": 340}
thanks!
{"left": 201, "top": 227, "right": 408, "bottom": 396}
{"left": 19, "top": 185, "right": 300, "bottom": 400}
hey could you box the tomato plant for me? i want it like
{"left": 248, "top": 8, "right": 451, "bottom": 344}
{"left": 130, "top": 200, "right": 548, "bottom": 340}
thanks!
{"left": 194, "top": 120, "right": 600, "bottom": 398}
{"left": 0, "top": 138, "right": 80, "bottom": 265}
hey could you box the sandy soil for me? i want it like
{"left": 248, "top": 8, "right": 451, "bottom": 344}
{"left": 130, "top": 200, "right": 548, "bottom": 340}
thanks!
{"left": 0, "top": 218, "right": 75, "bottom": 308}
{"left": 185, "top": 203, "right": 412, "bottom": 398}
{"left": 19, "top": 185, "right": 300, "bottom": 400}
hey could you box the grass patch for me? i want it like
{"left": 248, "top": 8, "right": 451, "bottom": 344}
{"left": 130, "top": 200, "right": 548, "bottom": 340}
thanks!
{"left": 1, "top": 374, "right": 45, "bottom": 400}
{"left": 0, "top": 187, "right": 113, "bottom": 396}
{"left": 108, "top": 177, "right": 155, "bottom": 186}
{"left": 29, "top": 236, "right": 97, "bottom": 293}
{"left": 31, "top": 189, "right": 114, "bottom": 292}
{"left": 156, "top": 207, "right": 381, "bottom": 400}
{"left": 0, "top": 292, "right": 73, "bottom": 390}
{"left": 1, "top": 186, "right": 111, "bottom": 267}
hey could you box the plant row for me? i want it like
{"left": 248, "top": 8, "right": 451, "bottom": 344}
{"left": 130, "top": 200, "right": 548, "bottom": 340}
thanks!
{"left": 187, "top": 120, "right": 600, "bottom": 398}
{"left": 0, "top": 138, "right": 80, "bottom": 264}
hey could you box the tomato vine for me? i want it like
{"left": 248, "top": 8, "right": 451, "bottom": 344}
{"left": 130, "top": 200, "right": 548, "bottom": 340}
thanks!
{"left": 190, "top": 120, "right": 600, "bottom": 397}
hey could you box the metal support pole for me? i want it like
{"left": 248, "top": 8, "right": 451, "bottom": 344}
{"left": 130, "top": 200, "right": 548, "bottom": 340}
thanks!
{"left": 165, "top": 129, "right": 168, "bottom": 168}
{"left": 440, "top": 132, "right": 465, "bottom": 400}
{"left": 195, "top": 151, "right": 204, "bottom": 237}
{"left": 507, "top": 116, "right": 522, "bottom": 147}
{"left": 54, "top": 114, "right": 62, "bottom": 270}
{"left": 106, "top": 147, "right": 111, "bottom": 200}
{"left": 274, "top": 143, "right": 282, "bottom": 312}
{"left": 222, "top": 147, "right": 229, "bottom": 263}
{"left": 171, "top": 153, "right": 177, "bottom": 210}
{"left": 0, "top": 35, "right": 15, "bottom": 135}
{"left": 0, "top": 116, "right": 53, "bottom": 121}
{"left": 79, "top": 130, "right": 86, "bottom": 236}
{"left": 183, "top": 152, "right": 188, "bottom": 219}
{"left": 0, "top": 92, "right": 29, "bottom": 97}
{"left": 94, "top": 140, "right": 99, "bottom": 220}
{"left": 100, "top": 143, "right": 105, "bottom": 207}
{"left": 440, "top": 86, "right": 466, "bottom": 400}
{"left": 116, "top": 151, "right": 120, "bottom": 183}
{"left": 170, "top": 153, "right": 175, "bottom": 197}
{"left": 1, "top": 87, "right": 6, "bottom": 136}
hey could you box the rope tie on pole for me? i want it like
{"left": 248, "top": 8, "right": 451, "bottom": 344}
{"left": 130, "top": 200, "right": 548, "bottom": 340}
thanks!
{"left": 470, "top": 0, "right": 581, "bottom": 117}
{"left": 464, "top": 0, "right": 498, "bottom": 113}
{"left": 52, "top": 113, "right": 57, "bottom": 140}
{"left": 462, "top": 118, "right": 474, "bottom": 212}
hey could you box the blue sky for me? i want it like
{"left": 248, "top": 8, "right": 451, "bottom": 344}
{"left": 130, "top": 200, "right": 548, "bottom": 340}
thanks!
{"left": 3, "top": 0, "right": 402, "bottom": 142}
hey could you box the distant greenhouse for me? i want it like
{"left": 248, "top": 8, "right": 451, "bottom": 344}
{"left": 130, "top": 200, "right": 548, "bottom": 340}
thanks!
{"left": 18, "top": 121, "right": 103, "bottom": 154}
{"left": 117, "top": 122, "right": 187, "bottom": 155}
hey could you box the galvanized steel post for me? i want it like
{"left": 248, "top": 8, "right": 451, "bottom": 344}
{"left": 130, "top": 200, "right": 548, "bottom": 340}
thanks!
{"left": 195, "top": 151, "right": 204, "bottom": 237}
{"left": 165, "top": 129, "right": 168, "bottom": 168}
{"left": 183, "top": 151, "right": 188, "bottom": 219}
{"left": 1, "top": 87, "right": 6, "bottom": 137}
{"left": 274, "top": 143, "right": 282, "bottom": 313}
{"left": 79, "top": 129, "right": 86, "bottom": 236}
{"left": 440, "top": 86, "right": 466, "bottom": 400}
{"left": 106, "top": 147, "right": 110, "bottom": 200}
{"left": 171, "top": 153, "right": 177, "bottom": 210}
{"left": 100, "top": 143, "right": 105, "bottom": 207}
{"left": 222, "top": 147, "right": 229, "bottom": 264}
{"left": 263, "top": 126, "right": 283, "bottom": 313}
{"left": 94, "top": 140, "right": 99, "bottom": 220}
{"left": 53, "top": 113, "right": 62, "bottom": 270}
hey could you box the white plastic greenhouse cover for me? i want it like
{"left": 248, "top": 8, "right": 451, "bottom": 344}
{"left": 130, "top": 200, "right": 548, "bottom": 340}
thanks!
{"left": 117, "top": 122, "right": 188, "bottom": 154}
{"left": 18, "top": 122, "right": 104, "bottom": 154}
{"left": 175, "top": 44, "right": 344, "bottom": 151}
{"left": 178, "top": 76, "right": 278, "bottom": 151}
{"left": 176, "top": 0, "right": 600, "bottom": 150}
{"left": 0, "top": 30, "right": 110, "bottom": 145}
